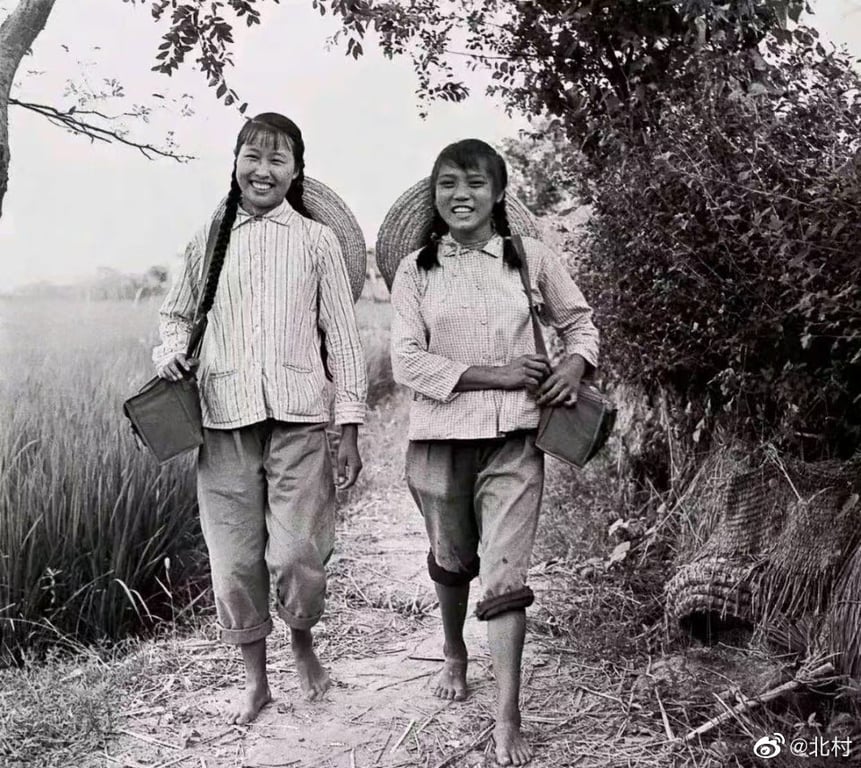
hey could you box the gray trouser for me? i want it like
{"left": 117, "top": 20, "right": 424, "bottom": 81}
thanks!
{"left": 197, "top": 420, "right": 335, "bottom": 643}
{"left": 406, "top": 431, "right": 544, "bottom": 620}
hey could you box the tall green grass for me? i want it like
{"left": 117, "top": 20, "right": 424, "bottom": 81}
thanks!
{"left": 0, "top": 296, "right": 394, "bottom": 662}
{"left": 0, "top": 298, "right": 203, "bottom": 661}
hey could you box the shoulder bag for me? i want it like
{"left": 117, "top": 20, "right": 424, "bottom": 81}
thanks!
{"left": 512, "top": 234, "right": 617, "bottom": 468}
{"left": 122, "top": 214, "right": 224, "bottom": 463}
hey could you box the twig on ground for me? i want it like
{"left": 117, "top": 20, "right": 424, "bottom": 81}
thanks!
{"left": 373, "top": 733, "right": 392, "bottom": 765}
{"left": 152, "top": 754, "right": 194, "bottom": 768}
{"left": 684, "top": 662, "right": 835, "bottom": 742}
{"left": 431, "top": 723, "right": 495, "bottom": 768}
{"left": 114, "top": 728, "right": 181, "bottom": 750}
{"left": 391, "top": 719, "right": 417, "bottom": 753}
{"left": 375, "top": 670, "right": 435, "bottom": 691}
{"left": 655, "top": 688, "right": 675, "bottom": 741}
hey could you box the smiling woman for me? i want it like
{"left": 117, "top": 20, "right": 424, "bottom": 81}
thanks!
{"left": 385, "top": 138, "right": 600, "bottom": 767}
{"left": 151, "top": 111, "right": 368, "bottom": 725}
{"left": 434, "top": 161, "right": 503, "bottom": 245}
{"left": 235, "top": 131, "right": 299, "bottom": 216}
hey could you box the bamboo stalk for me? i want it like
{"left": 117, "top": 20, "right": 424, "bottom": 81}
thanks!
{"left": 684, "top": 662, "right": 835, "bottom": 742}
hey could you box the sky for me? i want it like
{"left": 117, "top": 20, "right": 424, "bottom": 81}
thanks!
{"left": 0, "top": 0, "right": 859, "bottom": 290}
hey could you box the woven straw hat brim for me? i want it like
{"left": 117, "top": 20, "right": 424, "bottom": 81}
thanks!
{"left": 303, "top": 177, "right": 366, "bottom": 302}
{"left": 375, "top": 177, "right": 540, "bottom": 290}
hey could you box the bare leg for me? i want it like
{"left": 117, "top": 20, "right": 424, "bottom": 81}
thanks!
{"left": 227, "top": 638, "right": 272, "bottom": 724}
{"left": 291, "top": 627, "right": 331, "bottom": 701}
{"left": 433, "top": 582, "right": 469, "bottom": 701}
{"left": 487, "top": 610, "right": 532, "bottom": 765}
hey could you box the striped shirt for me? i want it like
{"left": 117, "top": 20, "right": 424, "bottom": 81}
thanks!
{"left": 154, "top": 200, "right": 366, "bottom": 429}
{"left": 390, "top": 233, "right": 599, "bottom": 440}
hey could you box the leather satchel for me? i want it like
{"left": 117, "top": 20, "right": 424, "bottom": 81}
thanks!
{"left": 122, "top": 215, "right": 223, "bottom": 463}
{"left": 511, "top": 235, "right": 616, "bottom": 468}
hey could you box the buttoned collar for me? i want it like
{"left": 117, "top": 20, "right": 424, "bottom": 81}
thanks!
{"left": 439, "top": 232, "right": 504, "bottom": 259}
{"left": 233, "top": 198, "right": 297, "bottom": 230}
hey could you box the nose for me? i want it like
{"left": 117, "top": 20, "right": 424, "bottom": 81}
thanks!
{"left": 452, "top": 183, "right": 470, "bottom": 199}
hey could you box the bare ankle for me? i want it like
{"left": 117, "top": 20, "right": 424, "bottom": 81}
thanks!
{"left": 443, "top": 641, "right": 468, "bottom": 663}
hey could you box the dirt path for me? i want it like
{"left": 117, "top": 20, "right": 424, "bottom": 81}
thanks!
{"left": 83, "top": 477, "right": 651, "bottom": 768}
{"left": 85, "top": 486, "right": 506, "bottom": 768}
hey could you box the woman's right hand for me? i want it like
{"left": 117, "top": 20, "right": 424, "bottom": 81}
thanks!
{"left": 156, "top": 353, "right": 198, "bottom": 382}
{"left": 498, "top": 355, "right": 551, "bottom": 391}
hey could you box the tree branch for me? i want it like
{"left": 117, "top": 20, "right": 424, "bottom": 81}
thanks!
{"left": 8, "top": 97, "right": 194, "bottom": 162}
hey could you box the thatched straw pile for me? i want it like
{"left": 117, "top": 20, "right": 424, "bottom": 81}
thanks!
{"left": 666, "top": 449, "right": 861, "bottom": 675}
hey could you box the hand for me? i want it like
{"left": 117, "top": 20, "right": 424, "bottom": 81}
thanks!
{"left": 536, "top": 356, "right": 585, "bottom": 407}
{"left": 499, "top": 355, "right": 551, "bottom": 391}
{"left": 157, "top": 352, "right": 198, "bottom": 382}
{"left": 336, "top": 424, "right": 363, "bottom": 490}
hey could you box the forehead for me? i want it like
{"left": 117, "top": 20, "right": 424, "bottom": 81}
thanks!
{"left": 435, "top": 159, "right": 491, "bottom": 179}
{"left": 239, "top": 130, "right": 294, "bottom": 155}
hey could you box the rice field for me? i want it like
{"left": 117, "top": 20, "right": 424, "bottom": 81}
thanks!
{"left": 0, "top": 295, "right": 393, "bottom": 662}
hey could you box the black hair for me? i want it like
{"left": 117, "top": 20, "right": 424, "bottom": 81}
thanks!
{"left": 416, "top": 138, "right": 521, "bottom": 272}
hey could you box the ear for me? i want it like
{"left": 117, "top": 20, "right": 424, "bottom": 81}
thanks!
{"left": 495, "top": 189, "right": 506, "bottom": 205}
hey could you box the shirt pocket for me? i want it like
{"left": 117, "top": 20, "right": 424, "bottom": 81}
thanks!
{"left": 201, "top": 369, "right": 238, "bottom": 425}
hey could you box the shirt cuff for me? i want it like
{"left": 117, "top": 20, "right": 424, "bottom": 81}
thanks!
{"left": 431, "top": 361, "right": 470, "bottom": 403}
{"left": 562, "top": 343, "right": 599, "bottom": 372}
{"left": 333, "top": 401, "right": 366, "bottom": 426}
{"left": 152, "top": 344, "right": 185, "bottom": 369}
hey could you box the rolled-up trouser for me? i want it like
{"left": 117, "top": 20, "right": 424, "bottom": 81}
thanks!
{"left": 405, "top": 431, "right": 544, "bottom": 620}
{"left": 197, "top": 420, "right": 335, "bottom": 644}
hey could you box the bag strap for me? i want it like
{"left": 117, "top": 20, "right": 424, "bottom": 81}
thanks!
{"left": 184, "top": 212, "right": 224, "bottom": 358}
{"left": 511, "top": 234, "right": 549, "bottom": 359}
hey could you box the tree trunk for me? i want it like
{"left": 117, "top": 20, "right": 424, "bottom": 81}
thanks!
{"left": 0, "top": 0, "right": 58, "bottom": 219}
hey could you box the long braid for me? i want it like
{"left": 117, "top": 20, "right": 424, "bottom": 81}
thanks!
{"left": 416, "top": 210, "right": 448, "bottom": 272}
{"left": 494, "top": 199, "right": 521, "bottom": 269}
{"left": 287, "top": 170, "right": 313, "bottom": 219}
{"left": 198, "top": 174, "right": 241, "bottom": 317}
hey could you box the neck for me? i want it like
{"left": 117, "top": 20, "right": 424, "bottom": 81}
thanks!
{"left": 449, "top": 226, "right": 494, "bottom": 247}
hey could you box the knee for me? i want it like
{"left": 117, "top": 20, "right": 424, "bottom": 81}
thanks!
{"left": 475, "top": 586, "right": 535, "bottom": 621}
{"left": 427, "top": 550, "right": 479, "bottom": 587}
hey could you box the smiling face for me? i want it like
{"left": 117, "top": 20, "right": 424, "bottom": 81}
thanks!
{"left": 235, "top": 133, "right": 298, "bottom": 215}
{"left": 433, "top": 159, "right": 504, "bottom": 244}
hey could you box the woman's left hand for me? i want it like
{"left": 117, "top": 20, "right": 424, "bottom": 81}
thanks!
{"left": 536, "top": 355, "right": 586, "bottom": 407}
{"left": 336, "top": 424, "right": 363, "bottom": 490}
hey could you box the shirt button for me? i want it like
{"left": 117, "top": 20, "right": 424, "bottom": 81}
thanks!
{"left": 481, "top": 319, "right": 488, "bottom": 326}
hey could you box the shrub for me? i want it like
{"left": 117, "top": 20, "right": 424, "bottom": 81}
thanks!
{"left": 578, "top": 36, "right": 861, "bottom": 459}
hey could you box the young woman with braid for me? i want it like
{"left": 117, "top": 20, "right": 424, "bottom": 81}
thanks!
{"left": 154, "top": 113, "right": 366, "bottom": 724}
{"left": 389, "top": 140, "right": 599, "bottom": 766}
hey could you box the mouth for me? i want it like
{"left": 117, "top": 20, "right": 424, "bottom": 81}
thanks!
{"left": 450, "top": 205, "right": 474, "bottom": 215}
{"left": 250, "top": 181, "right": 274, "bottom": 193}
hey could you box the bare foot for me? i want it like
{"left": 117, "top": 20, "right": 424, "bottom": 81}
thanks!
{"left": 433, "top": 660, "right": 468, "bottom": 701}
{"left": 227, "top": 682, "right": 272, "bottom": 725}
{"left": 433, "top": 643, "right": 468, "bottom": 701}
{"left": 494, "top": 720, "right": 532, "bottom": 766}
{"left": 291, "top": 629, "right": 331, "bottom": 701}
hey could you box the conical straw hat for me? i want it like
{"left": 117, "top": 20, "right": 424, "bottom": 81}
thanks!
{"left": 303, "top": 176, "right": 366, "bottom": 302}
{"left": 375, "top": 177, "right": 539, "bottom": 289}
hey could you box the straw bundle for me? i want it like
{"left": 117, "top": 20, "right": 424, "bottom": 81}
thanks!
{"left": 666, "top": 451, "right": 861, "bottom": 675}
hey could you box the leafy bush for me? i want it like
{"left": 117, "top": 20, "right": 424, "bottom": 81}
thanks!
{"left": 578, "top": 36, "right": 861, "bottom": 458}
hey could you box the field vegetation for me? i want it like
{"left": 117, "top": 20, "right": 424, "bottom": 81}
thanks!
{"left": 0, "top": 296, "right": 394, "bottom": 662}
